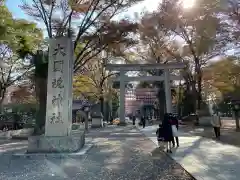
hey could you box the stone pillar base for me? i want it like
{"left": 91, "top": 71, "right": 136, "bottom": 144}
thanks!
{"left": 91, "top": 118, "right": 103, "bottom": 128}
{"left": 27, "top": 130, "right": 85, "bottom": 153}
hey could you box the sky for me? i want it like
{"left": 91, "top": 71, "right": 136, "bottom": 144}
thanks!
{"left": 6, "top": 0, "right": 161, "bottom": 23}
{"left": 5, "top": 0, "right": 162, "bottom": 39}
{"left": 5, "top": 0, "right": 233, "bottom": 57}
{"left": 6, "top": 0, "right": 27, "bottom": 19}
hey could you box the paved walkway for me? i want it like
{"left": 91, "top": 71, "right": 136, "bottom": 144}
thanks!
{"left": 0, "top": 126, "right": 194, "bottom": 180}
{"left": 0, "top": 139, "right": 28, "bottom": 154}
{"left": 137, "top": 125, "right": 240, "bottom": 180}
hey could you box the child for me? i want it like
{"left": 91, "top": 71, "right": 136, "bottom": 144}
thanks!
{"left": 156, "top": 124, "right": 164, "bottom": 148}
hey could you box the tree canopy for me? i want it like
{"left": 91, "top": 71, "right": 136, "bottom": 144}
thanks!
{"left": 0, "top": 4, "right": 43, "bottom": 105}
{"left": 203, "top": 56, "right": 240, "bottom": 100}
{"left": 20, "top": 0, "right": 141, "bottom": 72}
{"left": 73, "top": 55, "right": 117, "bottom": 102}
{"left": 6, "top": 0, "right": 240, "bottom": 128}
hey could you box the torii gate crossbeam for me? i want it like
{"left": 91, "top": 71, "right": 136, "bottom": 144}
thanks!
{"left": 110, "top": 75, "right": 182, "bottom": 82}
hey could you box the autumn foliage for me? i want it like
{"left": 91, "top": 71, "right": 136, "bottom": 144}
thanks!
{"left": 20, "top": 0, "right": 142, "bottom": 73}
{"left": 10, "top": 85, "right": 36, "bottom": 104}
{"left": 3, "top": 0, "right": 238, "bottom": 130}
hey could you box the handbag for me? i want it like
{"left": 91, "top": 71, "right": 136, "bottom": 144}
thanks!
{"left": 171, "top": 125, "right": 179, "bottom": 137}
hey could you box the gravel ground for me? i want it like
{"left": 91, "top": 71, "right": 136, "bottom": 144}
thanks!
{"left": 0, "top": 126, "right": 195, "bottom": 180}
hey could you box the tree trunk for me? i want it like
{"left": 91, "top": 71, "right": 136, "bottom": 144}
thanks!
{"left": 196, "top": 71, "right": 202, "bottom": 110}
{"left": 85, "top": 112, "right": 89, "bottom": 132}
{"left": 181, "top": 77, "right": 196, "bottom": 116}
{"left": 100, "top": 96, "right": 104, "bottom": 114}
{"left": 177, "top": 84, "right": 183, "bottom": 117}
{"left": 196, "top": 67, "right": 202, "bottom": 125}
{"left": 34, "top": 77, "right": 47, "bottom": 135}
{"left": 0, "top": 88, "right": 6, "bottom": 112}
{"left": 0, "top": 99, "right": 3, "bottom": 112}
{"left": 104, "top": 101, "right": 110, "bottom": 122}
{"left": 235, "top": 111, "right": 240, "bottom": 131}
{"left": 193, "top": 56, "right": 202, "bottom": 110}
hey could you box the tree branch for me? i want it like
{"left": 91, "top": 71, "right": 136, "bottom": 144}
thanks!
{"left": 32, "top": 0, "right": 51, "bottom": 37}
{"left": 74, "top": 44, "right": 108, "bottom": 73}
{"left": 48, "top": 0, "right": 55, "bottom": 37}
{"left": 74, "top": 0, "right": 118, "bottom": 49}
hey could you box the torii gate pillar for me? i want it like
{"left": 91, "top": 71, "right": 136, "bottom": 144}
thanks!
{"left": 119, "top": 70, "right": 126, "bottom": 125}
{"left": 164, "top": 69, "right": 172, "bottom": 113}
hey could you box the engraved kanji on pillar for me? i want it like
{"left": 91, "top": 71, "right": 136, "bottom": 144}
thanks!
{"left": 45, "top": 37, "right": 73, "bottom": 136}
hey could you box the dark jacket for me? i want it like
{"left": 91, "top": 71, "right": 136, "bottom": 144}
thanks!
{"left": 170, "top": 115, "right": 179, "bottom": 129}
{"left": 132, "top": 116, "right": 136, "bottom": 121}
{"left": 156, "top": 126, "right": 163, "bottom": 138}
{"left": 162, "top": 113, "right": 174, "bottom": 142}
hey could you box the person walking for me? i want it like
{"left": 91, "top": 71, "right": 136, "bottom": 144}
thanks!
{"left": 162, "top": 113, "right": 174, "bottom": 153}
{"left": 13, "top": 112, "right": 21, "bottom": 130}
{"left": 156, "top": 124, "right": 164, "bottom": 149}
{"left": 141, "top": 115, "right": 146, "bottom": 128}
{"left": 170, "top": 114, "right": 180, "bottom": 147}
{"left": 211, "top": 111, "right": 221, "bottom": 139}
{"left": 132, "top": 115, "right": 136, "bottom": 125}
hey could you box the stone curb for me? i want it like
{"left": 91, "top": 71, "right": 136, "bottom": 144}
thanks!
{"left": 11, "top": 143, "right": 93, "bottom": 159}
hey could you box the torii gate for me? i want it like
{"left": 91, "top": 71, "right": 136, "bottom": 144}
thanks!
{"left": 105, "top": 62, "right": 185, "bottom": 124}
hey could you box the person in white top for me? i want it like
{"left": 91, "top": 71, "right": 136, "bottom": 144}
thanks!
{"left": 211, "top": 111, "right": 222, "bottom": 139}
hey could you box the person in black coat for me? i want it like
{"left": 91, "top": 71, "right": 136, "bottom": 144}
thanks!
{"left": 162, "top": 113, "right": 174, "bottom": 153}
{"left": 132, "top": 115, "right": 136, "bottom": 125}
{"left": 141, "top": 115, "right": 146, "bottom": 128}
{"left": 156, "top": 124, "right": 164, "bottom": 148}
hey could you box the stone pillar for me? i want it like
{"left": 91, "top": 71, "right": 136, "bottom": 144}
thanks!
{"left": 68, "top": 40, "right": 74, "bottom": 133}
{"left": 119, "top": 70, "right": 126, "bottom": 124}
{"left": 164, "top": 69, "right": 172, "bottom": 113}
{"left": 45, "top": 37, "right": 73, "bottom": 136}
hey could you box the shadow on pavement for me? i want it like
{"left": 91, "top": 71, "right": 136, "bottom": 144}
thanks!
{"left": 0, "top": 126, "right": 195, "bottom": 180}
{"left": 138, "top": 124, "right": 240, "bottom": 180}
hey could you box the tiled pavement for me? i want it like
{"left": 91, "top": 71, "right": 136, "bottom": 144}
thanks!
{"left": 138, "top": 125, "right": 240, "bottom": 180}
{"left": 0, "top": 125, "right": 194, "bottom": 180}
{"left": 0, "top": 140, "right": 28, "bottom": 154}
